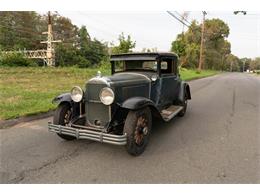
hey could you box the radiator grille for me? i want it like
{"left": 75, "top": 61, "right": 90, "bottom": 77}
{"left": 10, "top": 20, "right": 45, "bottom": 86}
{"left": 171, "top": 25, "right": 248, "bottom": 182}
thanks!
{"left": 85, "top": 83, "right": 110, "bottom": 127}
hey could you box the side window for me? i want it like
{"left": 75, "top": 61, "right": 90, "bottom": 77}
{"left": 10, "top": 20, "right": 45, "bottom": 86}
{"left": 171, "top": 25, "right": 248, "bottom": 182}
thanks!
{"left": 161, "top": 59, "right": 173, "bottom": 75}
{"left": 161, "top": 61, "right": 168, "bottom": 70}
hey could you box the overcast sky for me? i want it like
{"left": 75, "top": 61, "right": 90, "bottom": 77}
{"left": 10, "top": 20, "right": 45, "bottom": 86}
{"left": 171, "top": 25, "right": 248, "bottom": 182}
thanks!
{"left": 58, "top": 11, "right": 260, "bottom": 59}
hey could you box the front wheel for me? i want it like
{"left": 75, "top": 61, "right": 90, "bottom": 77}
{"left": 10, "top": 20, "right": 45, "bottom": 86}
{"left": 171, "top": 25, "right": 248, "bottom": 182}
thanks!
{"left": 53, "top": 103, "right": 76, "bottom": 141}
{"left": 123, "top": 107, "right": 152, "bottom": 156}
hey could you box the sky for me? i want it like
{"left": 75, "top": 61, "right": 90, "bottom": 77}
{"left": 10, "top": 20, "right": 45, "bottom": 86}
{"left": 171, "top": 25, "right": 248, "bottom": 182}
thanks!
{"left": 59, "top": 11, "right": 260, "bottom": 59}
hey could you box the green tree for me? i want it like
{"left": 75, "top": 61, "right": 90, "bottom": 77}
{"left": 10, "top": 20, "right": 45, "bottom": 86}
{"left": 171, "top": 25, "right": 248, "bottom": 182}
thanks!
{"left": 239, "top": 58, "right": 251, "bottom": 72}
{"left": 50, "top": 12, "right": 79, "bottom": 46}
{"left": 77, "top": 26, "right": 108, "bottom": 67}
{"left": 225, "top": 54, "right": 240, "bottom": 72}
{"left": 0, "top": 53, "right": 37, "bottom": 67}
{"left": 0, "top": 12, "right": 109, "bottom": 67}
{"left": 55, "top": 43, "right": 79, "bottom": 66}
{"left": 250, "top": 57, "right": 260, "bottom": 70}
{"left": 111, "top": 33, "right": 136, "bottom": 54}
{"left": 171, "top": 34, "right": 186, "bottom": 57}
{"left": 171, "top": 18, "right": 231, "bottom": 70}
{"left": 0, "top": 11, "right": 45, "bottom": 50}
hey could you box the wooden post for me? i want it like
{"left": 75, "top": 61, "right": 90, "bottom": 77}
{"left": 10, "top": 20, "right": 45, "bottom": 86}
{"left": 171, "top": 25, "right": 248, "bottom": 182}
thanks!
{"left": 198, "top": 11, "right": 207, "bottom": 71}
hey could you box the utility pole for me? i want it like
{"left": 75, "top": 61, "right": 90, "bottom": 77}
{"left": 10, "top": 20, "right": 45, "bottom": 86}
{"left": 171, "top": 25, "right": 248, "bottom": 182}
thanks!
{"left": 2, "top": 11, "right": 61, "bottom": 66}
{"left": 198, "top": 11, "right": 207, "bottom": 71}
{"left": 243, "top": 59, "right": 246, "bottom": 72}
{"left": 40, "top": 11, "right": 61, "bottom": 66}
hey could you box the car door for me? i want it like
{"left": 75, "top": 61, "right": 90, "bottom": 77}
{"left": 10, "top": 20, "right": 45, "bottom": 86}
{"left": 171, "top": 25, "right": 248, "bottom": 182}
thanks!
{"left": 158, "top": 57, "right": 180, "bottom": 109}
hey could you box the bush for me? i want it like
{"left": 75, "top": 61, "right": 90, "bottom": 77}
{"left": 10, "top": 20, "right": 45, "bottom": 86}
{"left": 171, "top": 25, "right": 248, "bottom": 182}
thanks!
{"left": 179, "top": 67, "right": 188, "bottom": 72}
{"left": 76, "top": 56, "right": 92, "bottom": 68}
{"left": 0, "top": 53, "right": 37, "bottom": 67}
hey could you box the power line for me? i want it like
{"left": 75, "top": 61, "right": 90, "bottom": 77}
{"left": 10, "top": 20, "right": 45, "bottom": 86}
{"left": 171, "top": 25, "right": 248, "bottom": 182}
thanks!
{"left": 76, "top": 12, "right": 153, "bottom": 47}
{"left": 166, "top": 11, "right": 190, "bottom": 28}
{"left": 167, "top": 11, "right": 210, "bottom": 38}
{"left": 174, "top": 11, "right": 192, "bottom": 26}
{"left": 75, "top": 11, "right": 122, "bottom": 39}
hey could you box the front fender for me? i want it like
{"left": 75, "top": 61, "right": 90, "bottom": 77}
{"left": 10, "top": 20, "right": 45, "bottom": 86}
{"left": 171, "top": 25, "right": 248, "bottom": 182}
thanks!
{"left": 52, "top": 93, "right": 72, "bottom": 105}
{"left": 121, "top": 97, "right": 162, "bottom": 119}
{"left": 121, "top": 97, "right": 156, "bottom": 110}
{"left": 52, "top": 93, "right": 83, "bottom": 119}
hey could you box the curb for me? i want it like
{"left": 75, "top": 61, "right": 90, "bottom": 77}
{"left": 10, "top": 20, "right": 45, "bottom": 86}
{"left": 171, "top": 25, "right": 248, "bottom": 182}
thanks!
{"left": 0, "top": 110, "right": 54, "bottom": 129}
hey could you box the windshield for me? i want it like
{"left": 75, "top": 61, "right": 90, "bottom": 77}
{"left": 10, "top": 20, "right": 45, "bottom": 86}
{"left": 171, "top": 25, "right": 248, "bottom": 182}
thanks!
{"left": 113, "top": 60, "right": 158, "bottom": 72}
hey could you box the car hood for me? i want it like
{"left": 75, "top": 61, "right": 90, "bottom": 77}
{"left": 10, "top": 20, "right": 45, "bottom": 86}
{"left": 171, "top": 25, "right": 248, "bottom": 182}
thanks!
{"left": 87, "top": 72, "right": 152, "bottom": 104}
{"left": 87, "top": 72, "right": 151, "bottom": 87}
{"left": 107, "top": 72, "right": 151, "bottom": 87}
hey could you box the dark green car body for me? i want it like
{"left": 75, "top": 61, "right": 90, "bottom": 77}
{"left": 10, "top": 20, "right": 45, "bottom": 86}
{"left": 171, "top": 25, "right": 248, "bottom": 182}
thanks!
{"left": 48, "top": 52, "right": 191, "bottom": 149}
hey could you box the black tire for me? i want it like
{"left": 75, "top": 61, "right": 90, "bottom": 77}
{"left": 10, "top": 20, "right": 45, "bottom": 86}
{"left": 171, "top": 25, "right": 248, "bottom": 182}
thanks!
{"left": 123, "top": 107, "right": 152, "bottom": 156}
{"left": 178, "top": 99, "right": 187, "bottom": 117}
{"left": 53, "top": 103, "right": 75, "bottom": 141}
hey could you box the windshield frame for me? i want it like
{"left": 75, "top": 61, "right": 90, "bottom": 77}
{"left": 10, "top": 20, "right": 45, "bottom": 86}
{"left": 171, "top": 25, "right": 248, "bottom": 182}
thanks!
{"left": 111, "top": 60, "right": 160, "bottom": 75}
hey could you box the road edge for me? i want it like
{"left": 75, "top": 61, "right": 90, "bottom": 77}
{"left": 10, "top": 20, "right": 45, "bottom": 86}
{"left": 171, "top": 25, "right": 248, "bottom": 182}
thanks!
{"left": 0, "top": 110, "right": 54, "bottom": 129}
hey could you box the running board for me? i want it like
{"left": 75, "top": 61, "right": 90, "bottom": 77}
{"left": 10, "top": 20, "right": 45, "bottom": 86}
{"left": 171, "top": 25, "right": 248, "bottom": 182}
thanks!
{"left": 160, "top": 105, "right": 183, "bottom": 122}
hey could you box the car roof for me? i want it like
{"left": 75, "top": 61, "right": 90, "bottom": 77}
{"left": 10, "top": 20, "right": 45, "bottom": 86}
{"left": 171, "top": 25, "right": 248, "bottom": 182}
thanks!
{"left": 110, "top": 52, "right": 178, "bottom": 61}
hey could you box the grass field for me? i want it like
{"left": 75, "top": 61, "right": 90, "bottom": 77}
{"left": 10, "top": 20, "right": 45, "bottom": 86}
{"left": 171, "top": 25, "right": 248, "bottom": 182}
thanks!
{"left": 0, "top": 67, "right": 219, "bottom": 120}
{"left": 179, "top": 68, "right": 220, "bottom": 81}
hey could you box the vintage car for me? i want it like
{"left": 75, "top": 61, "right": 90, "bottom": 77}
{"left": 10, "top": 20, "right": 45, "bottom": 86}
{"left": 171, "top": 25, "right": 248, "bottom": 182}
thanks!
{"left": 48, "top": 52, "right": 191, "bottom": 156}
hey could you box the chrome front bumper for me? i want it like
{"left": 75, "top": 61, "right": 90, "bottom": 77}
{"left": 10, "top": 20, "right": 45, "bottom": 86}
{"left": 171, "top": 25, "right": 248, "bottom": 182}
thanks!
{"left": 48, "top": 122, "right": 127, "bottom": 145}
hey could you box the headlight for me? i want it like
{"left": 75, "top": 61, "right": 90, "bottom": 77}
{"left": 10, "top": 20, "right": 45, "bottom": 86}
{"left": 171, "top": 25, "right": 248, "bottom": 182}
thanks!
{"left": 70, "top": 86, "right": 83, "bottom": 102}
{"left": 99, "top": 87, "right": 114, "bottom": 105}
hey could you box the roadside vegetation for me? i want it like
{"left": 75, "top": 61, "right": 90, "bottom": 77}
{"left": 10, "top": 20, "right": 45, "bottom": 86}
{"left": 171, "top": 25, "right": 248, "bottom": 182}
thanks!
{"left": 0, "top": 66, "right": 219, "bottom": 120}
{"left": 179, "top": 68, "right": 219, "bottom": 81}
{"left": 0, "top": 66, "right": 109, "bottom": 120}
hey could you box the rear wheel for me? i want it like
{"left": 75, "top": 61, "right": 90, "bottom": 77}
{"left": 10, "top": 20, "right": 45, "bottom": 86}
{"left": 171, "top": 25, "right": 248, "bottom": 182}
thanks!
{"left": 53, "top": 103, "right": 75, "bottom": 141}
{"left": 123, "top": 107, "right": 152, "bottom": 156}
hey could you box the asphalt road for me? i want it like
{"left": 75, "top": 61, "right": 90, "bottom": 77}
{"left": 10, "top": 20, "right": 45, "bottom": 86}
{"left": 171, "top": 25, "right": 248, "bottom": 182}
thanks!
{"left": 1, "top": 73, "right": 260, "bottom": 184}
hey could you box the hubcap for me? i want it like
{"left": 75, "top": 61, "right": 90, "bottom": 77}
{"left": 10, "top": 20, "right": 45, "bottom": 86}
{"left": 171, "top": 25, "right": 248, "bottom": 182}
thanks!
{"left": 143, "top": 127, "right": 148, "bottom": 135}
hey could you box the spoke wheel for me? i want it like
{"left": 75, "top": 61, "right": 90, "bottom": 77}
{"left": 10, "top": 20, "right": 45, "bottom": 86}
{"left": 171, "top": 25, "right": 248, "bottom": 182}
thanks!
{"left": 124, "top": 107, "right": 152, "bottom": 156}
{"left": 53, "top": 103, "right": 76, "bottom": 141}
{"left": 64, "top": 109, "right": 72, "bottom": 125}
{"left": 134, "top": 115, "right": 148, "bottom": 146}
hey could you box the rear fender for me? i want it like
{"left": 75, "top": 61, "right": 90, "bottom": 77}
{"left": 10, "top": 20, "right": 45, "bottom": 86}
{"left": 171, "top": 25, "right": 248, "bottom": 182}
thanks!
{"left": 178, "top": 82, "right": 191, "bottom": 102}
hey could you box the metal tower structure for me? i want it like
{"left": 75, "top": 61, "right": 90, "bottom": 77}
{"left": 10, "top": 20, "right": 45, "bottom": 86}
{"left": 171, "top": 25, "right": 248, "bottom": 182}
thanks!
{"left": 40, "top": 11, "right": 61, "bottom": 66}
{"left": 2, "top": 11, "right": 61, "bottom": 66}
